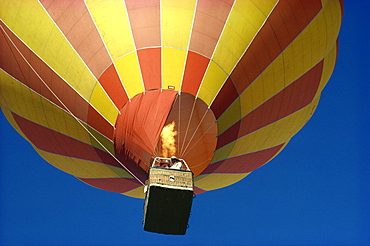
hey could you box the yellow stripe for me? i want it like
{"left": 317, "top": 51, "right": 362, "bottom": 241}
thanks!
{"left": 213, "top": 0, "right": 277, "bottom": 73}
{"left": 316, "top": 43, "right": 338, "bottom": 96}
{"left": 86, "top": 0, "right": 135, "bottom": 60}
{"left": 197, "top": 61, "right": 228, "bottom": 105}
{"left": 237, "top": 59, "right": 284, "bottom": 119}
{"left": 0, "top": 70, "right": 114, "bottom": 152}
{"left": 194, "top": 173, "right": 249, "bottom": 191}
{"left": 216, "top": 98, "right": 241, "bottom": 134}
{"left": 217, "top": 0, "right": 342, "bottom": 133}
{"left": 0, "top": 106, "right": 30, "bottom": 142}
{"left": 161, "top": 0, "right": 196, "bottom": 91}
{"left": 197, "top": 0, "right": 278, "bottom": 106}
{"left": 89, "top": 83, "right": 120, "bottom": 124}
{"left": 161, "top": 0, "right": 196, "bottom": 48}
{"left": 34, "top": 148, "right": 132, "bottom": 178}
{"left": 87, "top": 125, "right": 115, "bottom": 154}
{"left": 212, "top": 97, "right": 320, "bottom": 162}
{"left": 123, "top": 186, "right": 145, "bottom": 199}
{"left": 114, "top": 52, "right": 144, "bottom": 98}
{"left": 162, "top": 48, "right": 187, "bottom": 90}
{"left": 0, "top": 71, "right": 24, "bottom": 121}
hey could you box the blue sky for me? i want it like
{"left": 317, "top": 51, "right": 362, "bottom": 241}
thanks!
{"left": 1, "top": 2, "right": 369, "bottom": 245}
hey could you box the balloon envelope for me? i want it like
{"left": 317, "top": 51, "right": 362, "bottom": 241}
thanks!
{"left": 0, "top": 0, "right": 343, "bottom": 198}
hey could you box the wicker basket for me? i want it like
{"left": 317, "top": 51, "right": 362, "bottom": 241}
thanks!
{"left": 148, "top": 167, "right": 193, "bottom": 190}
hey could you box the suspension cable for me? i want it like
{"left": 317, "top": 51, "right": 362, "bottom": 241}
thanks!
{"left": 181, "top": 117, "right": 215, "bottom": 158}
{"left": 177, "top": 91, "right": 181, "bottom": 155}
{"left": 178, "top": 97, "right": 197, "bottom": 155}
{"left": 180, "top": 107, "right": 211, "bottom": 157}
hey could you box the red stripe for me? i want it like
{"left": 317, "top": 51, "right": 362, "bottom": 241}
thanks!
{"left": 137, "top": 48, "right": 162, "bottom": 91}
{"left": 12, "top": 113, "right": 119, "bottom": 168}
{"left": 210, "top": 78, "right": 239, "bottom": 119}
{"left": 181, "top": 51, "right": 210, "bottom": 96}
{"left": 87, "top": 106, "right": 115, "bottom": 139}
{"left": 338, "top": 0, "right": 344, "bottom": 17}
{"left": 217, "top": 60, "right": 324, "bottom": 149}
{"left": 203, "top": 144, "right": 284, "bottom": 174}
{"left": 78, "top": 177, "right": 142, "bottom": 193}
{"left": 193, "top": 186, "right": 206, "bottom": 195}
{"left": 0, "top": 24, "right": 26, "bottom": 83}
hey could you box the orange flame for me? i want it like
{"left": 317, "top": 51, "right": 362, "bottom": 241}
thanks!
{"left": 160, "top": 121, "right": 177, "bottom": 158}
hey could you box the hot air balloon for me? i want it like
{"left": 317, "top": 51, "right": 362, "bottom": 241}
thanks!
{"left": 1, "top": 0, "right": 343, "bottom": 233}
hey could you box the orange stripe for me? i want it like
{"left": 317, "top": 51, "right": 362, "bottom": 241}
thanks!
{"left": 137, "top": 48, "right": 161, "bottom": 90}
{"left": 98, "top": 64, "right": 129, "bottom": 109}
{"left": 181, "top": 51, "right": 209, "bottom": 96}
